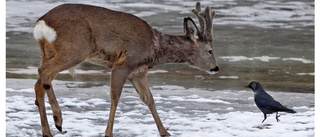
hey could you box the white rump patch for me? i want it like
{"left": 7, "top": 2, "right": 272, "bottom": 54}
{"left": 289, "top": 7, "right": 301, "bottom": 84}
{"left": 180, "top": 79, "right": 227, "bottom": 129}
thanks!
{"left": 33, "top": 20, "right": 57, "bottom": 42}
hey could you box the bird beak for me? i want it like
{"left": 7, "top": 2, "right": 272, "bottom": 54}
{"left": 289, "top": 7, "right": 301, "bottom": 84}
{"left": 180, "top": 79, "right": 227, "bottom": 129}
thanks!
{"left": 245, "top": 85, "right": 249, "bottom": 88}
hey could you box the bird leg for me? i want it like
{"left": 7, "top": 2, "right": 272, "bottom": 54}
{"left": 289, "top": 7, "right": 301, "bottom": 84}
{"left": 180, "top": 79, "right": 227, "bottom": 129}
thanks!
{"left": 276, "top": 112, "right": 281, "bottom": 122}
{"left": 261, "top": 113, "right": 267, "bottom": 123}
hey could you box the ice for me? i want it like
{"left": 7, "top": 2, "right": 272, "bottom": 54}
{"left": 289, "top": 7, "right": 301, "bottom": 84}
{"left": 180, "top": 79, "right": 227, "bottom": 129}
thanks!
{"left": 6, "top": 88, "right": 34, "bottom": 93}
{"left": 219, "top": 56, "right": 254, "bottom": 62}
{"left": 6, "top": 66, "right": 39, "bottom": 75}
{"left": 216, "top": 1, "right": 314, "bottom": 28}
{"left": 6, "top": 0, "right": 314, "bottom": 33}
{"left": 147, "top": 70, "right": 168, "bottom": 74}
{"left": 6, "top": 66, "right": 105, "bottom": 75}
{"left": 219, "top": 56, "right": 313, "bottom": 64}
{"left": 152, "top": 85, "right": 185, "bottom": 90}
{"left": 134, "top": 11, "right": 158, "bottom": 17}
{"left": 120, "top": 3, "right": 182, "bottom": 11}
{"left": 6, "top": 66, "right": 170, "bottom": 76}
{"left": 296, "top": 73, "right": 314, "bottom": 76}
{"left": 282, "top": 58, "right": 314, "bottom": 64}
{"left": 219, "top": 56, "right": 280, "bottom": 62}
{"left": 253, "top": 56, "right": 281, "bottom": 62}
{"left": 219, "top": 76, "right": 239, "bottom": 79}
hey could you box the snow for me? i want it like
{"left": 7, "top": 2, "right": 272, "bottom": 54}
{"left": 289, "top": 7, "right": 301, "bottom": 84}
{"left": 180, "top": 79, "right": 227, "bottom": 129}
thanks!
{"left": 6, "top": 79, "right": 314, "bottom": 137}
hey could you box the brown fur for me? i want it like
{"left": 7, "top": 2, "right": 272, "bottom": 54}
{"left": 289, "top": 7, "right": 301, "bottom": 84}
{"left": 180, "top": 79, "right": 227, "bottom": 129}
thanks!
{"left": 34, "top": 3, "right": 218, "bottom": 137}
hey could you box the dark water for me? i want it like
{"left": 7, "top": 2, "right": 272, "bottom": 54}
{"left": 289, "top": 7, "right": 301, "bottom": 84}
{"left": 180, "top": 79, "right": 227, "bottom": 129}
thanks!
{"left": 6, "top": 0, "right": 314, "bottom": 93}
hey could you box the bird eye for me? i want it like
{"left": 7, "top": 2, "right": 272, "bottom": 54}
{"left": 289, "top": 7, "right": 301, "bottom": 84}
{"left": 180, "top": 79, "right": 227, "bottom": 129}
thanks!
{"left": 208, "top": 50, "right": 213, "bottom": 54}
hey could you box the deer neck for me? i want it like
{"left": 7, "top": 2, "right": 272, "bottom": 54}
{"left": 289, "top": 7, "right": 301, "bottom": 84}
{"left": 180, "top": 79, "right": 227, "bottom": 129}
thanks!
{"left": 152, "top": 29, "right": 193, "bottom": 66}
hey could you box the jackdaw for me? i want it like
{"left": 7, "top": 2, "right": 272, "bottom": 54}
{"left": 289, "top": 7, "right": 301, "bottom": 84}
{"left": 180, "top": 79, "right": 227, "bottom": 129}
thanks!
{"left": 246, "top": 81, "right": 296, "bottom": 123}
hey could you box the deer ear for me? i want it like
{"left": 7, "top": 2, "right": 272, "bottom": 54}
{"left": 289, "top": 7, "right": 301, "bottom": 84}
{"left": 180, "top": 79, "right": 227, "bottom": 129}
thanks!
{"left": 184, "top": 17, "right": 199, "bottom": 44}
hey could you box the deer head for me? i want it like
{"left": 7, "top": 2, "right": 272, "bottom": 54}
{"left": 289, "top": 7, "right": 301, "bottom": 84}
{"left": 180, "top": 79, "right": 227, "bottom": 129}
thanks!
{"left": 183, "top": 2, "right": 219, "bottom": 73}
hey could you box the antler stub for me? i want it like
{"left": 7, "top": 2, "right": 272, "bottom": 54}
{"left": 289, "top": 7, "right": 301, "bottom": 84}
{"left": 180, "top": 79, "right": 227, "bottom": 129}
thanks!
{"left": 192, "top": 2, "right": 215, "bottom": 41}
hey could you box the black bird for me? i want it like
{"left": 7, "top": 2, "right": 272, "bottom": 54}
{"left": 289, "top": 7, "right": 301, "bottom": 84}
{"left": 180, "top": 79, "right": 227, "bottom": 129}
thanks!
{"left": 246, "top": 81, "right": 296, "bottom": 123}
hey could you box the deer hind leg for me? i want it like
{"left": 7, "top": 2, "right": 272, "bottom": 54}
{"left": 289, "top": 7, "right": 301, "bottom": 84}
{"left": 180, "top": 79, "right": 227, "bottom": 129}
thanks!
{"left": 129, "top": 67, "right": 171, "bottom": 136}
{"left": 36, "top": 56, "right": 85, "bottom": 135}
{"left": 35, "top": 37, "right": 92, "bottom": 136}
{"left": 34, "top": 78, "right": 52, "bottom": 137}
{"left": 35, "top": 62, "right": 68, "bottom": 137}
{"left": 105, "top": 65, "right": 131, "bottom": 137}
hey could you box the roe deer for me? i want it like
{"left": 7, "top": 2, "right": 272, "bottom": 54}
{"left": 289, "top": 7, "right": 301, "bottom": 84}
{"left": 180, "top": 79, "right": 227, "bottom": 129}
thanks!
{"left": 33, "top": 2, "right": 219, "bottom": 137}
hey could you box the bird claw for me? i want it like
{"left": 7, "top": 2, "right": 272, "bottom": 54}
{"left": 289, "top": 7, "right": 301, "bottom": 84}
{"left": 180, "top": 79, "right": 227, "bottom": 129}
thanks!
{"left": 261, "top": 118, "right": 266, "bottom": 123}
{"left": 276, "top": 113, "right": 281, "bottom": 122}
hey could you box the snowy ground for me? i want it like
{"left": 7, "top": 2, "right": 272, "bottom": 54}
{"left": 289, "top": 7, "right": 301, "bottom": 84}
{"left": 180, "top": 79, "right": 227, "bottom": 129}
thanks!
{"left": 6, "top": 78, "right": 314, "bottom": 137}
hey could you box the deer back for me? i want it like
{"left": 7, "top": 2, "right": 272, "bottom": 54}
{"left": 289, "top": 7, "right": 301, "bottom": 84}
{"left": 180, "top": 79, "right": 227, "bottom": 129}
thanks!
{"left": 35, "top": 4, "right": 156, "bottom": 69}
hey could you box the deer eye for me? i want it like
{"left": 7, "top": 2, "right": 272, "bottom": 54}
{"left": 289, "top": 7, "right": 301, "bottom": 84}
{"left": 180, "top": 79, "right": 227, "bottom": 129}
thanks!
{"left": 208, "top": 50, "right": 213, "bottom": 54}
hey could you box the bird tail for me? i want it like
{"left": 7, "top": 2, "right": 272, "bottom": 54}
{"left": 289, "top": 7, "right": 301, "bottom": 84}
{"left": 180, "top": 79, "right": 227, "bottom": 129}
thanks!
{"left": 278, "top": 106, "right": 296, "bottom": 113}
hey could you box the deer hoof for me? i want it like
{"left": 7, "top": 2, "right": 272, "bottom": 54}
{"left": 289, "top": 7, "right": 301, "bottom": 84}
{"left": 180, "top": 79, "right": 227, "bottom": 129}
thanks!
{"left": 55, "top": 125, "right": 62, "bottom": 132}
{"left": 160, "top": 132, "right": 171, "bottom": 137}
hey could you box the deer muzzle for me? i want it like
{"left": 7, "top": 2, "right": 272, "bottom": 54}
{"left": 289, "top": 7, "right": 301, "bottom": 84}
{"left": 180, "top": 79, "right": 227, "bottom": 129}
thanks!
{"left": 210, "top": 66, "right": 219, "bottom": 72}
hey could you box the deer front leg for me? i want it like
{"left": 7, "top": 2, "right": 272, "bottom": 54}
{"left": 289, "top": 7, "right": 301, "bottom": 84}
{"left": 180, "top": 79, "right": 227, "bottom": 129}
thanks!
{"left": 129, "top": 68, "right": 170, "bottom": 137}
{"left": 105, "top": 66, "right": 130, "bottom": 137}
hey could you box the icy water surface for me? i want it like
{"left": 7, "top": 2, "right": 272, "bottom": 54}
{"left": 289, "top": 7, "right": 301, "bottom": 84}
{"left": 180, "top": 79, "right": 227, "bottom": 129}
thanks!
{"left": 6, "top": 0, "right": 314, "bottom": 136}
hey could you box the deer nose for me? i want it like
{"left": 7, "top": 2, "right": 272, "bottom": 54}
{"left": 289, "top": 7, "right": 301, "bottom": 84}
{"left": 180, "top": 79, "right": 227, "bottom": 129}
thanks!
{"left": 210, "top": 66, "right": 219, "bottom": 72}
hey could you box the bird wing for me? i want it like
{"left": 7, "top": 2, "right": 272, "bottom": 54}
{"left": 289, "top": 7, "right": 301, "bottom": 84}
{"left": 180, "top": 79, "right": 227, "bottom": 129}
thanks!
{"left": 255, "top": 91, "right": 282, "bottom": 109}
{"left": 255, "top": 92, "right": 296, "bottom": 113}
